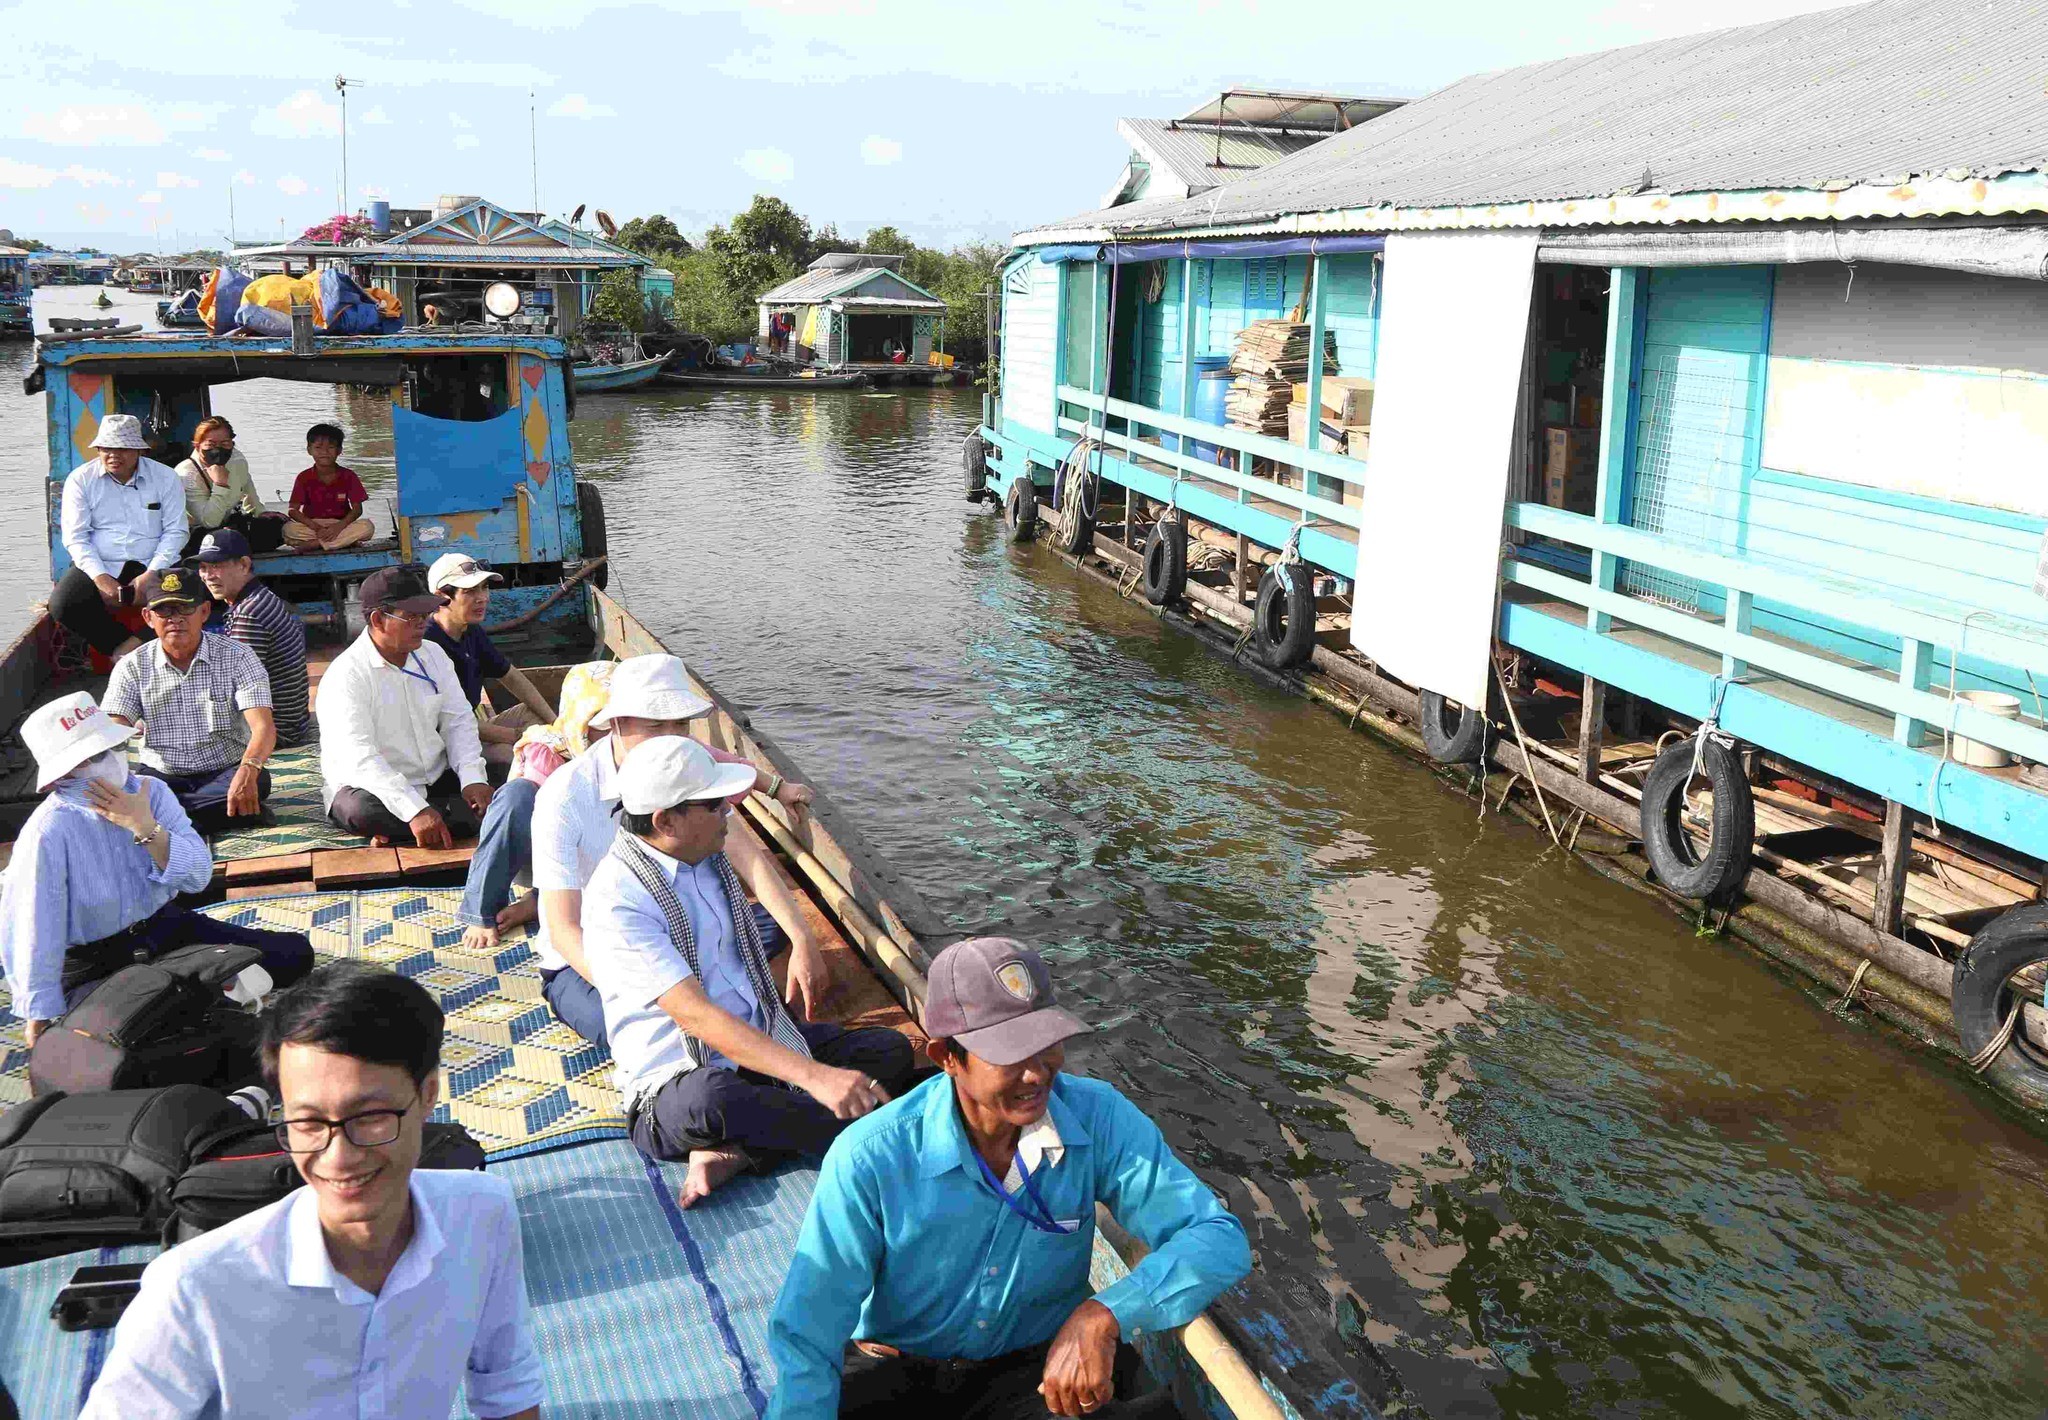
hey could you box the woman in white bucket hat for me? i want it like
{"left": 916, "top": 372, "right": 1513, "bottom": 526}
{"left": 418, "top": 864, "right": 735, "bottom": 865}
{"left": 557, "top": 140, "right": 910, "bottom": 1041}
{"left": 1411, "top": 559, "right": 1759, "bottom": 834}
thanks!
{"left": 49, "top": 412, "right": 189, "bottom": 660}
{"left": 0, "top": 690, "right": 314, "bottom": 1044}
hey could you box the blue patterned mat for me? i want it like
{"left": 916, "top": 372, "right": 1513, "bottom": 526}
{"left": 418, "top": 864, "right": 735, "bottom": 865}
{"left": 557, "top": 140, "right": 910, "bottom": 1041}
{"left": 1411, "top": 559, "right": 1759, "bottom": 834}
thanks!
{"left": 0, "top": 1141, "right": 818, "bottom": 1419}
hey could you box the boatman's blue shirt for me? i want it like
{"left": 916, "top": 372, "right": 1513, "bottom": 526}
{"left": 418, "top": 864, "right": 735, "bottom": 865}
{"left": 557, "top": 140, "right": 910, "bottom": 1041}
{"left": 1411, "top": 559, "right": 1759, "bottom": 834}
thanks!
{"left": 766, "top": 1071, "right": 1252, "bottom": 1418}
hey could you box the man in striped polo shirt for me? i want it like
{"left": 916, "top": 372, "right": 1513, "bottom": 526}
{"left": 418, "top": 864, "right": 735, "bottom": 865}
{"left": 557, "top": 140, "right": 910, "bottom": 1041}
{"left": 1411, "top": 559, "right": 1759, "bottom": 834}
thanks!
{"left": 195, "top": 529, "right": 312, "bottom": 747}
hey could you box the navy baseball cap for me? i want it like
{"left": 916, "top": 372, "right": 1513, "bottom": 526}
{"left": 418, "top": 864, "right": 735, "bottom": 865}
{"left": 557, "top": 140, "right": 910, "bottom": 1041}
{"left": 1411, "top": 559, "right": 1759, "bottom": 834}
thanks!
{"left": 194, "top": 528, "right": 251, "bottom": 562}
{"left": 359, "top": 564, "right": 445, "bottom": 617}
{"left": 923, "top": 938, "right": 1092, "bottom": 1066}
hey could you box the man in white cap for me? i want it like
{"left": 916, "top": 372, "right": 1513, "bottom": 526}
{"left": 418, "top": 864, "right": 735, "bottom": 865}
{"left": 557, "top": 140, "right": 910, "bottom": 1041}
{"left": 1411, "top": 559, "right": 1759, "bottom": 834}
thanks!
{"left": 768, "top": 938, "right": 1251, "bottom": 1419}
{"left": 321, "top": 565, "right": 493, "bottom": 847}
{"left": 529, "top": 653, "right": 823, "bottom": 1045}
{"left": 0, "top": 691, "right": 314, "bottom": 1044}
{"left": 582, "top": 735, "right": 915, "bottom": 1209}
{"left": 49, "top": 412, "right": 189, "bottom": 660}
{"left": 423, "top": 553, "right": 555, "bottom": 768}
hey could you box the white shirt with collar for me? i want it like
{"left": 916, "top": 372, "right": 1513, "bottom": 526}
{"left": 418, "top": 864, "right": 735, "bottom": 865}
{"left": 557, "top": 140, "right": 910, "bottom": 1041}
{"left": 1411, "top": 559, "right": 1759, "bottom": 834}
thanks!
{"left": 80, "top": 1168, "right": 545, "bottom": 1420}
{"left": 318, "top": 629, "right": 487, "bottom": 820}
{"left": 528, "top": 733, "right": 626, "bottom": 972}
{"left": 60, "top": 455, "right": 188, "bottom": 579}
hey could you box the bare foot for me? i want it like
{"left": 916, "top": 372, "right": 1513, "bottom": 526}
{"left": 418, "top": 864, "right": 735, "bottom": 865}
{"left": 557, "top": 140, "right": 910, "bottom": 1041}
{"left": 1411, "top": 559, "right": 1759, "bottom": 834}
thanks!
{"left": 368, "top": 834, "right": 392, "bottom": 848}
{"left": 496, "top": 893, "right": 539, "bottom": 931}
{"left": 462, "top": 924, "right": 501, "bottom": 953}
{"left": 678, "top": 1146, "right": 749, "bottom": 1209}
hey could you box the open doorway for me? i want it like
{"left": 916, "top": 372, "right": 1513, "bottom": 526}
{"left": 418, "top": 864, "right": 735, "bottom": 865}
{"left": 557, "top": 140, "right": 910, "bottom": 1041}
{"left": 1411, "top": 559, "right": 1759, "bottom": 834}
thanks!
{"left": 1528, "top": 266, "right": 1611, "bottom": 521}
{"left": 845, "top": 313, "right": 913, "bottom": 362}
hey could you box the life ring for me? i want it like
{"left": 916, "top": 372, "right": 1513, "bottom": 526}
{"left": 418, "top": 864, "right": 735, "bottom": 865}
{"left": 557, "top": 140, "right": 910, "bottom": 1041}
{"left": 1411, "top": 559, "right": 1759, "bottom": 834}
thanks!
{"left": 1252, "top": 563, "right": 1316, "bottom": 669}
{"left": 575, "top": 483, "right": 609, "bottom": 590}
{"left": 1418, "top": 691, "right": 1486, "bottom": 764}
{"left": 1003, "top": 478, "right": 1038, "bottom": 542}
{"left": 1640, "top": 736, "right": 1754, "bottom": 900}
{"left": 962, "top": 433, "right": 989, "bottom": 503}
{"left": 1952, "top": 905, "right": 2048, "bottom": 1107}
{"left": 1141, "top": 517, "right": 1187, "bottom": 606}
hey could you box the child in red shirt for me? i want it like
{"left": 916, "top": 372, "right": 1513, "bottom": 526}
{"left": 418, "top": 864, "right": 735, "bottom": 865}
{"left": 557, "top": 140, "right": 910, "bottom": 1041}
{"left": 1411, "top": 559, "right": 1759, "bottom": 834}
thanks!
{"left": 283, "top": 422, "right": 373, "bottom": 552}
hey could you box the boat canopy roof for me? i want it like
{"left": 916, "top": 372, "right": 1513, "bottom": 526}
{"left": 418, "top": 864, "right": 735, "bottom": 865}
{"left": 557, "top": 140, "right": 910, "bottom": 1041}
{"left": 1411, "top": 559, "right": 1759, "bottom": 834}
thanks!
{"left": 30, "top": 329, "right": 567, "bottom": 392}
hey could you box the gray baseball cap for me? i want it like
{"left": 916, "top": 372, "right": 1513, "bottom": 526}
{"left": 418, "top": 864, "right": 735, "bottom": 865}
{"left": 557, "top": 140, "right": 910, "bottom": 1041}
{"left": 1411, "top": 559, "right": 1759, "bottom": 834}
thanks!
{"left": 924, "top": 938, "right": 1091, "bottom": 1066}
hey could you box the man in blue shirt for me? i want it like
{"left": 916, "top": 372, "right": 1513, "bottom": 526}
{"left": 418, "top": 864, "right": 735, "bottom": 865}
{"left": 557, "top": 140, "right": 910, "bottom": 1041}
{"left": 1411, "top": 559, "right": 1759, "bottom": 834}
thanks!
{"left": 423, "top": 553, "right": 555, "bottom": 769}
{"left": 767, "top": 938, "right": 1252, "bottom": 1418}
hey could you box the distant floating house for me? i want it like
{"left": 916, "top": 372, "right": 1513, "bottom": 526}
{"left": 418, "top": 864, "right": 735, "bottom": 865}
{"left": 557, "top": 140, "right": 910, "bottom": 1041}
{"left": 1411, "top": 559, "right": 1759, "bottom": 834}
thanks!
{"left": 238, "top": 196, "right": 642, "bottom": 333}
{"left": 755, "top": 253, "right": 948, "bottom": 368}
{"left": 1101, "top": 88, "right": 1406, "bottom": 208}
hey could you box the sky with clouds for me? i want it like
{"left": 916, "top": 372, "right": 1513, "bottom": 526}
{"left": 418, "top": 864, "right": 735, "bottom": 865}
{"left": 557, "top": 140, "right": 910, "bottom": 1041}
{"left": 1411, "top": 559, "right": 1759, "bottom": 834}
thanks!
{"left": 2, "top": 0, "right": 1854, "bottom": 253}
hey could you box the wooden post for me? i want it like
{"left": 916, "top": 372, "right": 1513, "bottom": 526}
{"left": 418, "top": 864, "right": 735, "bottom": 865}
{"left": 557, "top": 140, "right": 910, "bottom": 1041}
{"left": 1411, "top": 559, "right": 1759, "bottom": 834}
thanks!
{"left": 1875, "top": 801, "right": 1915, "bottom": 936}
{"left": 1577, "top": 674, "right": 1607, "bottom": 783}
{"left": 1235, "top": 532, "right": 1250, "bottom": 603}
{"left": 394, "top": 273, "right": 419, "bottom": 327}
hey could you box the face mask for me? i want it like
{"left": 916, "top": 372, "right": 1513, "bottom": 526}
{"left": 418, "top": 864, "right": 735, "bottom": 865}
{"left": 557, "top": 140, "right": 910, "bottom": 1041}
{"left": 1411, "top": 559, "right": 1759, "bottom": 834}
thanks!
{"left": 76, "top": 748, "right": 128, "bottom": 788}
{"left": 201, "top": 446, "right": 232, "bottom": 468}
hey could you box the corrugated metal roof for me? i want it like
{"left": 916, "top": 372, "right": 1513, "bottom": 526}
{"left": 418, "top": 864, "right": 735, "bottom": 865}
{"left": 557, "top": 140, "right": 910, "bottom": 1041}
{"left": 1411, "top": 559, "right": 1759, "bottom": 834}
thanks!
{"left": 237, "top": 241, "right": 637, "bottom": 266}
{"left": 1030, "top": 0, "right": 2048, "bottom": 240}
{"left": 758, "top": 264, "right": 944, "bottom": 305}
{"left": 1122, "top": 120, "right": 1327, "bottom": 194}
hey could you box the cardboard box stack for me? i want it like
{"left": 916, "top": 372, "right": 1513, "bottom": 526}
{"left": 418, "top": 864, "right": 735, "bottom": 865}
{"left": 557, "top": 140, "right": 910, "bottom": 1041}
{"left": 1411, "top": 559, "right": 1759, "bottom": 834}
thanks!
{"left": 1543, "top": 427, "right": 1598, "bottom": 514}
{"left": 1225, "top": 320, "right": 1336, "bottom": 438}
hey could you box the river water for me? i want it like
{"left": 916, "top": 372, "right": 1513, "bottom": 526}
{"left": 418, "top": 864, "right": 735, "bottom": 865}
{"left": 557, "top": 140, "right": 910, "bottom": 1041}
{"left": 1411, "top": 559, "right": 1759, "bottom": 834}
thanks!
{"left": 11, "top": 288, "right": 2048, "bottom": 1417}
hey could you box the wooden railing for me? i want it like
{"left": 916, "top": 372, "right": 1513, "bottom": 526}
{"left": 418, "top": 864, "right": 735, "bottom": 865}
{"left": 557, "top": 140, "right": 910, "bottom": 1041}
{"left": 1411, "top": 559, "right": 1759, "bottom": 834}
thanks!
{"left": 1507, "top": 502, "right": 2048, "bottom": 767}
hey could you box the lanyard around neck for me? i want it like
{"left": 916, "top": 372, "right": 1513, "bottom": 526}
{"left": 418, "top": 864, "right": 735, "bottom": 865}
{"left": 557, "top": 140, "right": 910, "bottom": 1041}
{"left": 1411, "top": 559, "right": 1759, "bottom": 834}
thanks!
{"left": 973, "top": 1145, "right": 1075, "bottom": 1235}
{"left": 396, "top": 652, "right": 437, "bottom": 692}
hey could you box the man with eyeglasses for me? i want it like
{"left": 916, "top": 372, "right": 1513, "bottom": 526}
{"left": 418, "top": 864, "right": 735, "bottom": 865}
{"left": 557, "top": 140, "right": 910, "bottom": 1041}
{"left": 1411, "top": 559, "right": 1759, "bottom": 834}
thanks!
{"left": 582, "top": 736, "right": 916, "bottom": 1210}
{"left": 102, "top": 567, "right": 277, "bottom": 833}
{"left": 82, "top": 960, "right": 544, "bottom": 1419}
{"left": 321, "top": 564, "right": 495, "bottom": 848}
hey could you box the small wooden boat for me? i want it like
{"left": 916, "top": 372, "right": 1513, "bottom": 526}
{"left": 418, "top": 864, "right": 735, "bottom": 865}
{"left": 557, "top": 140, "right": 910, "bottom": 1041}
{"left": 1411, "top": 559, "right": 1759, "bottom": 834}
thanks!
{"left": 657, "top": 368, "right": 869, "bottom": 391}
{"left": 571, "top": 351, "right": 668, "bottom": 392}
{"left": 156, "top": 292, "right": 206, "bottom": 329}
{"left": 91, "top": 290, "right": 112, "bottom": 309}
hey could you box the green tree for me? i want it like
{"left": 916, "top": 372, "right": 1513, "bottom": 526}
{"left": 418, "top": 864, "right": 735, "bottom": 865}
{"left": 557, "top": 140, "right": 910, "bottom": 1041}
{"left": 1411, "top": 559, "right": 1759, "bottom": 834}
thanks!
{"left": 809, "top": 223, "right": 859, "bottom": 261}
{"left": 667, "top": 252, "right": 759, "bottom": 343}
{"left": 615, "top": 214, "right": 693, "bottom": 263}
{"left": 588, "top": 268, "right": 648, "bottom": 332}
{"left": 730, "top": 195, "right": 812, "bottom": 266}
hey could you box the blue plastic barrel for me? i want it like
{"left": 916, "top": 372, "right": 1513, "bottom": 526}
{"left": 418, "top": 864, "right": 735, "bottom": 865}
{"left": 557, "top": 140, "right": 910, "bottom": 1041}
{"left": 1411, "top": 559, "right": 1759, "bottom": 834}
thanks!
{"left": 368, "top": 200, "right": 391, "bottom": 235}
{"left": 1189, "top": 362, "right": 1233, "bottom": 463}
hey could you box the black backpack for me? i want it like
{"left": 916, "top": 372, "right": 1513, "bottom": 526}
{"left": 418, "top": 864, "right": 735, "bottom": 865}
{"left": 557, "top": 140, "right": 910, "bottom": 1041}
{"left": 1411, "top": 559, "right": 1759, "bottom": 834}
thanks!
{"left": 30, "top": 943, "right": 265, "bottom": 1097}
{"left": 0, "top": 1086, "right": 246, "bottom": 1265}
{"left": 166, "top": 1118, "right": 488, "bottom": 1244}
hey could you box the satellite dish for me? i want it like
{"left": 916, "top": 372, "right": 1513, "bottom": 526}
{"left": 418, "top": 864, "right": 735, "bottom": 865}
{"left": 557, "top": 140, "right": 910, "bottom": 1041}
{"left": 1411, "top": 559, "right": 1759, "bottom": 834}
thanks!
{"left": 595, "top": 209, "right": 617, "bottom": 239}
{"left": 569, "top": 203, "right": 586, "bottom": 227}
{"left": 483, "top": 282, "right": 522, "bottom": 320}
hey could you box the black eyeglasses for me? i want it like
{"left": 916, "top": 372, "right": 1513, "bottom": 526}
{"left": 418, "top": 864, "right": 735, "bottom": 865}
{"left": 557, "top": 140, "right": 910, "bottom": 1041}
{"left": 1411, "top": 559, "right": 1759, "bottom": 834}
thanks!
{"left": 274, "top": 1094, "right": 419, "bottom": 1153}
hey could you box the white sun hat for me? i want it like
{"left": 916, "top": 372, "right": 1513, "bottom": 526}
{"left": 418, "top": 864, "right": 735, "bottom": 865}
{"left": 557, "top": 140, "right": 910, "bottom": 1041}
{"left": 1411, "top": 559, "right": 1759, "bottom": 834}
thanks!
{"left": 90, "top": 413, "right": 149, "bottom": 451}
{"left": 616, "top": 735, "right": 758, "bottom": 816}
{"left": 588, "top": 654, "right": 712, "bottom": 729}
{"left": 25, "top": 691, "right": 137, "bottom": 790}
{"left": 427, "top": 553, "right": 505, "bottom": 593}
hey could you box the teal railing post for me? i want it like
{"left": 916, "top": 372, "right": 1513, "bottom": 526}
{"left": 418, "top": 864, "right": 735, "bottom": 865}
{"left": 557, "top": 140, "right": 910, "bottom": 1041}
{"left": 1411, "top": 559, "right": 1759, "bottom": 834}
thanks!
{"left": 1897, "top": 637, "right": 1932, "bottom": 746}
{"left": 1176, "top": 258, "right": 1198, "bottom": 452}
{"left": 1050, "top": 261, "right": 1070, "bottom": 447}
{"left": 1588, "top": 267, "right": 1643, "bottom": 635}
{"left": 1303, "top": 254, "right": 1327, "bottom": 502}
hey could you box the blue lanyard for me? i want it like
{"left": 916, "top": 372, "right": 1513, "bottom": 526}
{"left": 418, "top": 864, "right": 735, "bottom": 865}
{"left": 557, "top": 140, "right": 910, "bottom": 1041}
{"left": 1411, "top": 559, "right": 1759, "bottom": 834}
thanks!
{"left": 397, "top": 653, "right": 438, "bottom": 693}
{"left": 973, "top": 1147, "right": 1076, "bottom": 1235}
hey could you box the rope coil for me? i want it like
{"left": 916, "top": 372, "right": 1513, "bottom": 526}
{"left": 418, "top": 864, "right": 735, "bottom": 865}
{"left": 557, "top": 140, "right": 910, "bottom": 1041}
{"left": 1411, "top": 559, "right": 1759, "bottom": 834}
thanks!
{"left": 1969, "top": 996, "right": 2023, "bottom": 1074}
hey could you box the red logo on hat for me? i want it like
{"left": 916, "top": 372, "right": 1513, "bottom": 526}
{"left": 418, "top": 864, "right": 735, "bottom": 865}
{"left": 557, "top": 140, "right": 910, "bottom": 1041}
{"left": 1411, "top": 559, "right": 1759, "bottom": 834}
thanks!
{"left": 56, "top": 704, "right": 97, "bottom": 733}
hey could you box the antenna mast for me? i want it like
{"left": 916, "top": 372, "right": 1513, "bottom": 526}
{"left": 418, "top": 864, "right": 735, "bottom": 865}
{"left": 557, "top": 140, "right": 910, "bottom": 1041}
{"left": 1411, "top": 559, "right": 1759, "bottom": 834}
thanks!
{"left": 334, "top": 75, "right": 361, "bottom": 214}
{"left": 530, "top": 89, "right": 540, "bottom": 218}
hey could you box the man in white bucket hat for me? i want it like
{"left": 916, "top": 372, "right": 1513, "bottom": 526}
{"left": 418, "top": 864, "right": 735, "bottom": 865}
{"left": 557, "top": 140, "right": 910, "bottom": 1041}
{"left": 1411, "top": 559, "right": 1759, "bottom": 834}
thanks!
{"left": 49, "top": 412, "right": 189, "bottom": 660}
{"left": 527, "top": 653, "right": 823, "bottom": 1046}
{"left": 581, "top": 735, "right": 915, "bottom": 1211}
{"left": 0, "top": 691, "right": 313, "bottom": 1045}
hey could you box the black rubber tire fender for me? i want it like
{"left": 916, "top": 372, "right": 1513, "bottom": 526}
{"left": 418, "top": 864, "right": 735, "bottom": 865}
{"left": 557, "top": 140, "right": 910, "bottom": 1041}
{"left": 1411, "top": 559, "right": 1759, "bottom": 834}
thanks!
{"left": 575, "top": 483, "right": 609, "bottom": 590}
{"left": 1141, "top": 517, "right": 1188, "bottom": 606}
{"left": 1639, "top": 737, "right": 1754, "bottom": 901}
{"left": 1417, "top": 690, "right": 1487, "bottom": 764}
{"left": 962, "top": 433, "right": 989, "bottom": 502}
{"left": 1252, "top": 562, "right": 1317, "bottom": 669}
{"left": 1952, "top": 905, "right": 2048, "bottom": 1108}
{"left": 1050, "top": 463, "right": 1095, "bottom": 555}
{"left": 1003, "top": 478, "right": 1038, "bottom": 542}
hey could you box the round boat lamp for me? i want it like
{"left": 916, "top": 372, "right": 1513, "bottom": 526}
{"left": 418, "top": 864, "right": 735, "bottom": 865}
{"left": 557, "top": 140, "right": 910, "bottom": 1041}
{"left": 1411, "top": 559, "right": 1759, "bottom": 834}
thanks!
{"left": 483, "top": 282, "right": 522, "bottom": 320}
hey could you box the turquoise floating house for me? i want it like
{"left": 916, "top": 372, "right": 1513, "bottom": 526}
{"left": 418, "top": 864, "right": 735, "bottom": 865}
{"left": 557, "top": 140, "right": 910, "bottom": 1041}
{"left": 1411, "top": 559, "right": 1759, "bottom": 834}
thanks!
{"left": 978, "top": 0, "right": 2048, "bottom": 1098}
{"left": 756, "top": 253, "right": 948, "bottom": 369}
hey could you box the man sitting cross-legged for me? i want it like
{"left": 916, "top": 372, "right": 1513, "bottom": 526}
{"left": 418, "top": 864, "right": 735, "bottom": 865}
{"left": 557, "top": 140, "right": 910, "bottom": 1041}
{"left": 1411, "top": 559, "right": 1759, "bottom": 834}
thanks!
{"left": 583, "top": 735, "right": 916, "bottom": 1208}
{"left": 102, "top": 567, "right": 277, "bottom": 834}
{"left": 81, "top": 961, "right": 544, "bottom": 1419}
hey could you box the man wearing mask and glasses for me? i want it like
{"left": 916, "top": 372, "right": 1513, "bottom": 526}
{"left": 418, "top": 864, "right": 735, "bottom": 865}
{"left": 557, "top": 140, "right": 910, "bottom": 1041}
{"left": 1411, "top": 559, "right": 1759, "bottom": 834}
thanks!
{"left": 81, "top": 961, "right": 545, "bottom": 1419}
{"left": 321, "top": 565, "right": 495, "bottom": 848}
{"left": 0, "top": 691, "right": 313, "bottom": 1048}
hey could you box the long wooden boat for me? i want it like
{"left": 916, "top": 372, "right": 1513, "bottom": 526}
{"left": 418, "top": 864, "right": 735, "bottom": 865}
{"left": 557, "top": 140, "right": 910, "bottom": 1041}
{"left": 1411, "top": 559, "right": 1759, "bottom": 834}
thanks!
{"left": 571, "top": 351, "right": 668, "bottom": 392}
{"left": 657, "top": 368, "right": 870, "bottom": 391}
{"left": 0, "top": 325, "right": 1334, "bottom": 1419}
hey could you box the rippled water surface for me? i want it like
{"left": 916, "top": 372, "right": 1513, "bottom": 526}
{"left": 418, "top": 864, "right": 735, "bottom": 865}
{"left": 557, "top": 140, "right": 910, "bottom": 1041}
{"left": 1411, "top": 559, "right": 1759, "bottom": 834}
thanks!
{"left": 8, "top": 287, "right": 2048, "bottom": 1417}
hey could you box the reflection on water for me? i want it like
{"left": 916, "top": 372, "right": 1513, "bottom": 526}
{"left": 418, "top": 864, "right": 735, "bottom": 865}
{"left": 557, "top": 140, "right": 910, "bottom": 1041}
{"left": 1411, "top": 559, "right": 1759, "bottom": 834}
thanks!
{"left": 7, "top": 288, "right": 2048, "bottom": 1417}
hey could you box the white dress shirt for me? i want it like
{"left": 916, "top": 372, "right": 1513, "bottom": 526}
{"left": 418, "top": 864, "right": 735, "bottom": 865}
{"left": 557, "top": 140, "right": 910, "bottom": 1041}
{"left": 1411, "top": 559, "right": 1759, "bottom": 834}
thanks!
{"left": 60, "top": 455, "right": 188, "bottom": 579}
{"left": 582, "top": 838, "right": 768, "bottom": 1103}
{"left": 81, "top": 1168, "right": 545, "bottom": 1420}
{"left": 318, "top": 630, "right": 487, "bottom": 821}
{"left": 528, "top": 736, "right": 626, "bottom": 972}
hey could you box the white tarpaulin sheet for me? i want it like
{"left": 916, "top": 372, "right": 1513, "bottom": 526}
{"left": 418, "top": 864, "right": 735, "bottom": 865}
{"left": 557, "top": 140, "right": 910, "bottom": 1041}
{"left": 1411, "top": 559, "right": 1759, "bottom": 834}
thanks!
{"left": 1351, "top": 231, "right": 1537, "bottom": 710}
